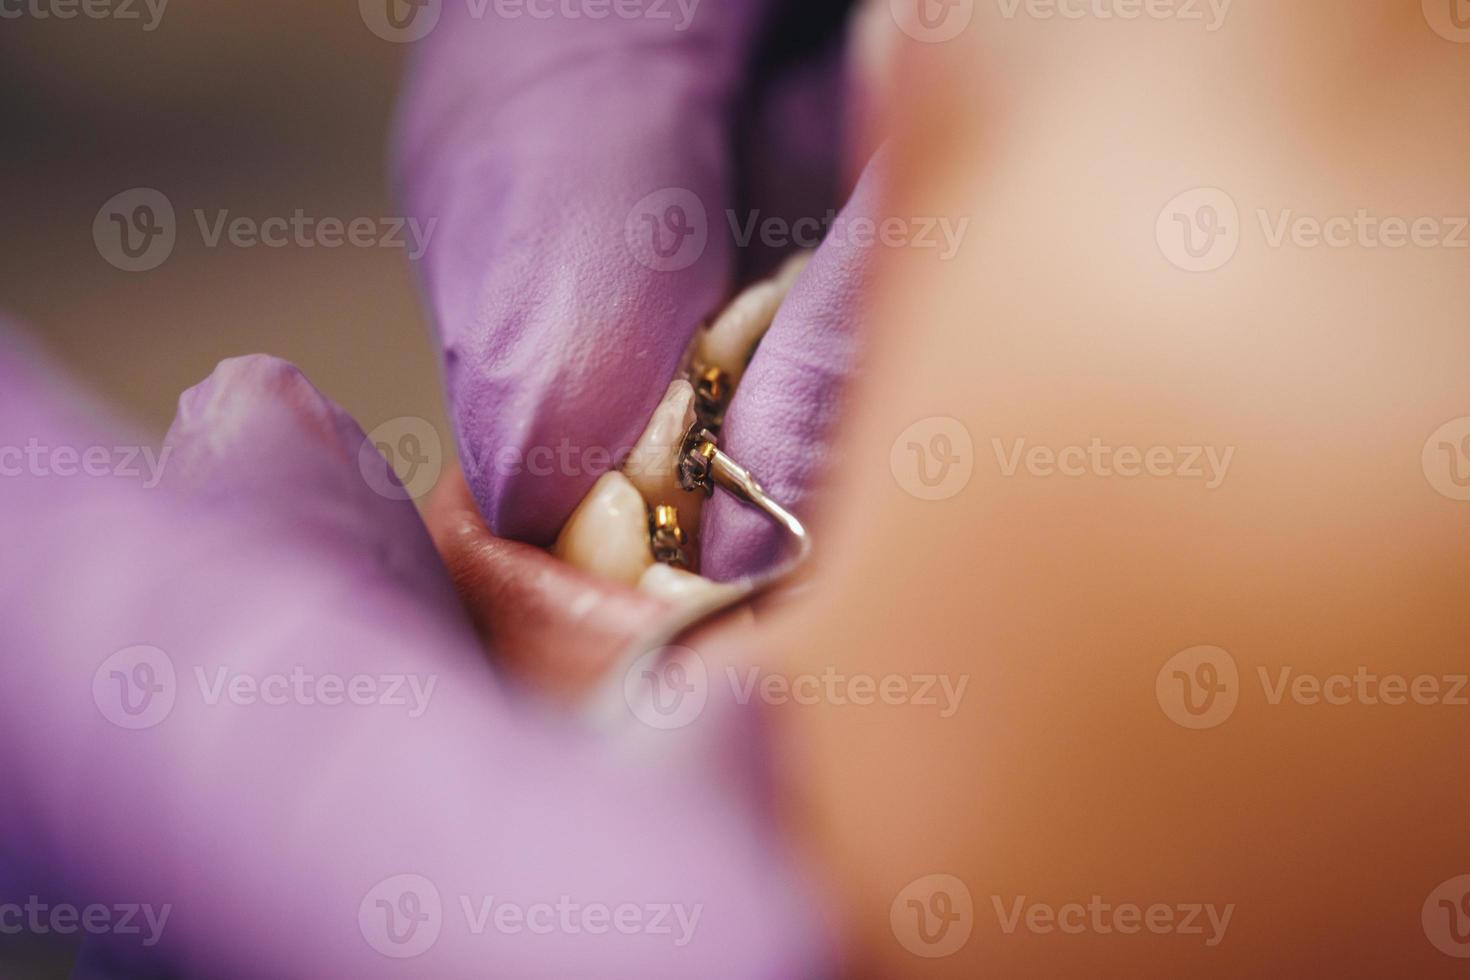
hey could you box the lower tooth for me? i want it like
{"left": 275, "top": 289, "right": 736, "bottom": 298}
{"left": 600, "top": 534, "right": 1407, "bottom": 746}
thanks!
{"left": 552, "top": 471, "right": 653, "bottom": 587}
{"left": 638, "top": 563, "right": 741, "bottom": 606}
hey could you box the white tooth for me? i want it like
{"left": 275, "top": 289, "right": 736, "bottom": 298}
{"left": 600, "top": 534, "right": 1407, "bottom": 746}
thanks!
{"left": 625, "top": 381, "right": 705, "bottom": 566}
{"left": 694, "top": 251, "right": 811, "bottom": 385}
{"left": 638, "top": 563, "right": 742, "bottom": 606}
{"left": 625, "top": 379, "right": 699, "bottom": 508}
{"left": 774, "top": 249, "right": 813, "bottom": 289}
{"left": 553, "top": 471, "right": 653, "bottom": 587}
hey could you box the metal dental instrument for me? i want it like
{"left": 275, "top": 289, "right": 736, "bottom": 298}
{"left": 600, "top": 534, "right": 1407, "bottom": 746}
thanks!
{"left": 611, "top": 423, "right": 812, "bottom": 670}
{"left": 676, "top": 426, "right": 811, "bottom": 568}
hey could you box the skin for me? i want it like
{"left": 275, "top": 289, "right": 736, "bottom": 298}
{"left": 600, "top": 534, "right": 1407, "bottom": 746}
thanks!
{"left": 424, "top": 464, "right": 768, "bottom": 703}
{"left": 426, "top": 2, "right": 1470, "bottom": 976}
{"left": 767, "top": 3, "right": 1470, "bottom": 978}
{"left": 425, "top": 464, "right": 670, "bottom": 701}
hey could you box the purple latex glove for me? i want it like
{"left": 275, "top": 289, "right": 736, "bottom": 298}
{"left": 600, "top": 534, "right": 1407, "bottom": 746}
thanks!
{"left": 0, "top": 321, "right": 829, "bottom": 977}
{"left": 702, "top": 150, "right": 885, "bottom": 582}
{"left": 395, "top": 0, "right": 878, "bottom": 577}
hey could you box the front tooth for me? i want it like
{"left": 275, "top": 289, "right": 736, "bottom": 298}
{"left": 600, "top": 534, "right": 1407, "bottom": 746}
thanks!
{"left": 626, "top": 380, "right": 699, "bottom": 508}
{"left": 694, "top": 251, "right": 811, "bottom": 386}
{"left": 552, "top": 471, "right": 653, "bottom": 587}
{"left": 625, "top": 381, "right": 705, "bottom": 568}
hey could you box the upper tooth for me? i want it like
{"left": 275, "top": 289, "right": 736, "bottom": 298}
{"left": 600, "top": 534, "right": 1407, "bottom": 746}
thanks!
{"left": 552, "top": 471, "right": 653, "bottom": 587}
{"left": 625, "top": 379, "right": 699, "bottom": 508}
{"left": 624, "top": 381, "right": 705, "bottom": 567}
{"left": 774, "top": 250, "right": 812, "bottom": 289}
{"left": 694, "top": 251, "right": 811, "bottom": 386}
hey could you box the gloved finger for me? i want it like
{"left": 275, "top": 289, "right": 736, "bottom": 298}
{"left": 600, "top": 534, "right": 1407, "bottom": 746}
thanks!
{"left": 161, "top": 353, "right": 453, "bottom": 595}
{"left": 700, "top": 149, "right": 890, "bottom": 582}
{"left": 394, "top": 1, "right": 777, "bottom": 546}
{"left": 0, "top": 323, "right": 829, "bottom": 978}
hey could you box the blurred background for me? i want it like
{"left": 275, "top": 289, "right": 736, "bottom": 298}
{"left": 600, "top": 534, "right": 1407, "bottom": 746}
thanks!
{"left": 1, "top": 3, "right": 444, "bottom": 974}
{"left": 0, "top": 1, "right": 448, "bottom": 444}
